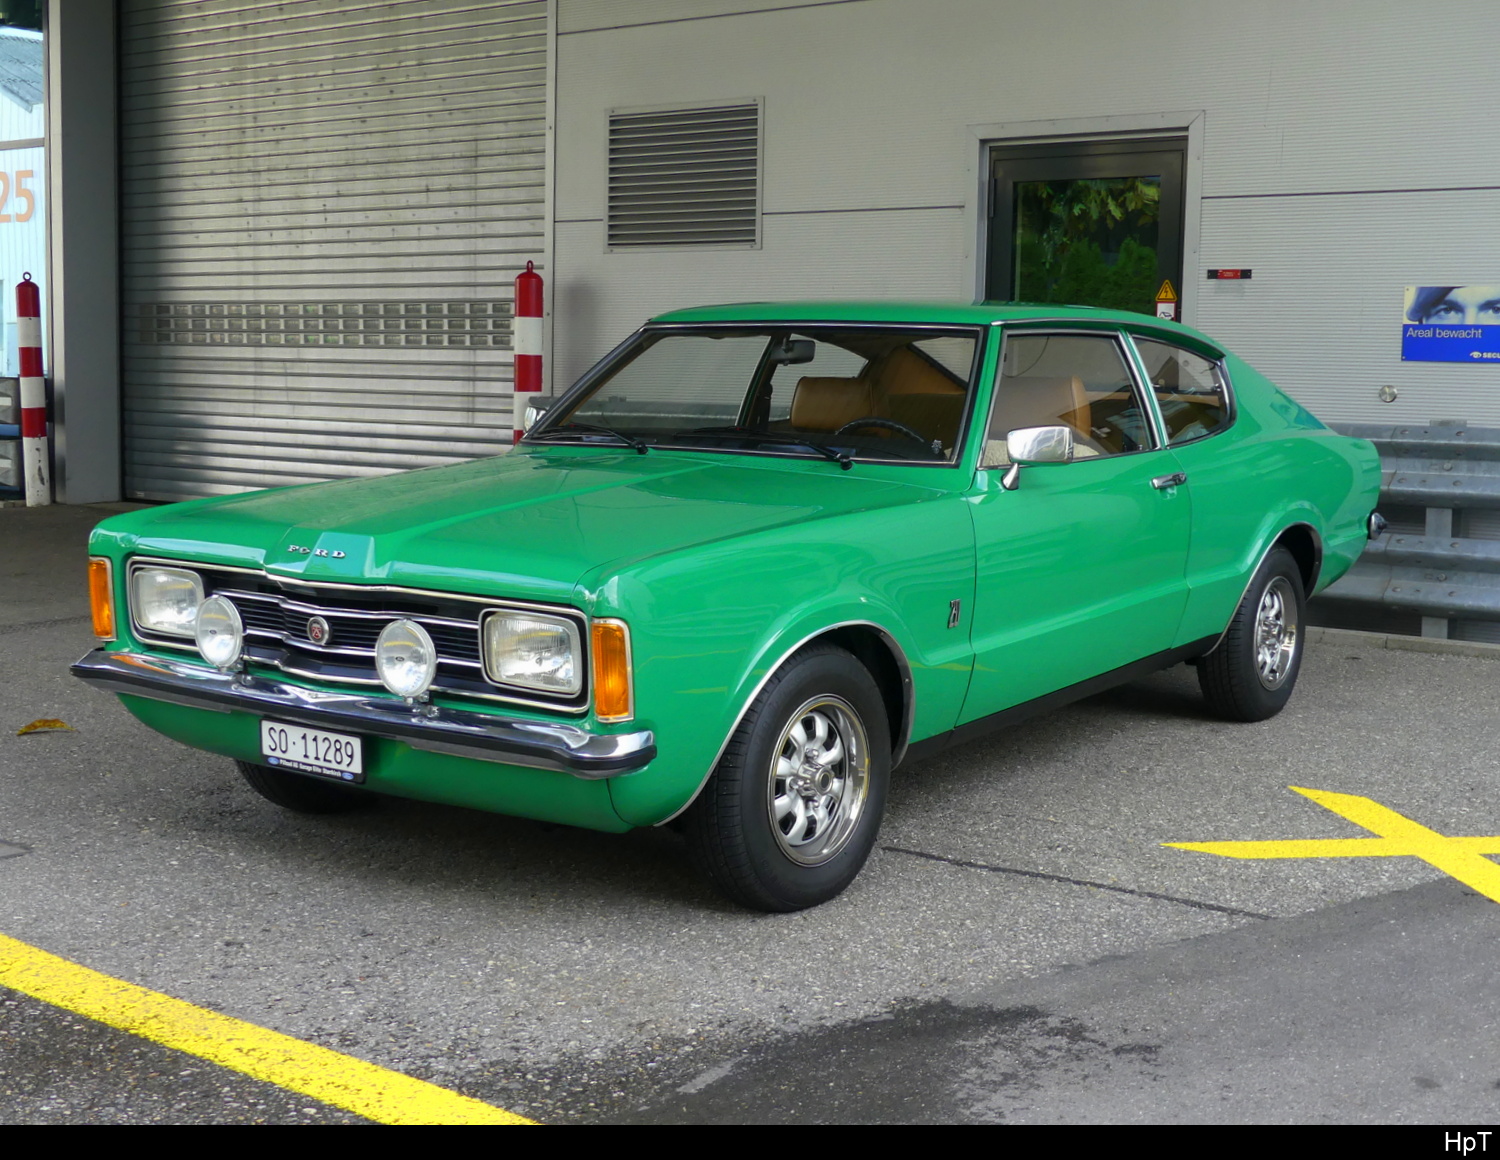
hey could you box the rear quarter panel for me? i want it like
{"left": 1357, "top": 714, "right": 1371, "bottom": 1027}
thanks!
{"left": 1172, "top": 354, "right": 1382, "bottom": 644}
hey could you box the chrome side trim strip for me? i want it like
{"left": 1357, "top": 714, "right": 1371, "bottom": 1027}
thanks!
{"left": 71, "top": 650, "right": 654, "bottom": 780}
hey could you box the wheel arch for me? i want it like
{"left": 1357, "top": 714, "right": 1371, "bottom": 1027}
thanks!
{"left": 1204, "top": 521, "right": 1322, "bottom": 657}
{"left": 658, "top": 619, "right": 915, "bottom": 825}
{"left": 817, "top": 623, "right": 914, "bottom": 767}
{"left": 1275, "top": 521, "right": 1323, "bottom": 595}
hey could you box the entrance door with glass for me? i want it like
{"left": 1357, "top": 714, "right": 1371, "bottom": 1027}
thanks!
{"left": 986, "top": 138, "right": 1186, "bottom": 318}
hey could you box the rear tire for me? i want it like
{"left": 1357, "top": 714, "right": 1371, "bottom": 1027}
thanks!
{"left": 1198, "top": 546, "right": 1306, "bottom": 722}
{"left": 235, "top": 760, "right": 371, "bottom": 815}
{"left": 684, "top": 644, "right": 891, "bottom": 912}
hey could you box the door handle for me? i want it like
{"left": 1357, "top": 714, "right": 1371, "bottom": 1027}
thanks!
{"left": 1152, "top": 472, "right": 1188, "bottom": 490}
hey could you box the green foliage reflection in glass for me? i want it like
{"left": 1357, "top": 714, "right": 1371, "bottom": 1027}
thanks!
{"left": 0, "top": 1, "right": 41, "bottom": 31}
{"left": 1013, "top": 177, "right": 1161, "bottom": 315}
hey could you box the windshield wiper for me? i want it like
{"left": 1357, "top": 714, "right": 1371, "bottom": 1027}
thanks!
{"left": 670, "top": 427, "right": 853, "bottom": 470}
{"left": 531, "top": 422, "right": 649, "bottom": 454}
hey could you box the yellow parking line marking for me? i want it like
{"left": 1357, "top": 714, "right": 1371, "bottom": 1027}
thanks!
{"left": 1165, "top": 786, "right": 1500, "bottom": 904}
{"left": 0, "top": 932, "right": 535, "bottom": 1125}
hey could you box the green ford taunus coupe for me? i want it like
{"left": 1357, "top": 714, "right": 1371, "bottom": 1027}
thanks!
{"left": 74, "top": 302, "right": 1382, "bottom": 911}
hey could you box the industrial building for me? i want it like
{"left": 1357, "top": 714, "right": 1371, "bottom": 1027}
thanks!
{"left": 11, "top": 0, "right": 1500, "bottom": 638}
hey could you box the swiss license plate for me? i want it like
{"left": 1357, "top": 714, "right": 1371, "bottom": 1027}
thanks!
{"left": 260, "top": 720, "right": 365, "bottom": 783}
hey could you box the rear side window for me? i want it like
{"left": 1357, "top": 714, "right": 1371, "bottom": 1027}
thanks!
{"left": 1135, "top": 338, "right": 1231, "bottom": 445}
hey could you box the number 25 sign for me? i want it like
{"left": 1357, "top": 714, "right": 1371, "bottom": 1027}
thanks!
{"left": 0, "top": 171, "right": 38, "bottom": 223}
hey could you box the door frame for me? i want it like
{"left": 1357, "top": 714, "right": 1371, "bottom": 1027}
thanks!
{"left": 964, "top": 112, "right": 1205, "bottom": 325}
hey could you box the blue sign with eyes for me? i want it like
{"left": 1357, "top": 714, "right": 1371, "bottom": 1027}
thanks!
{"left": 1403, "top": 285, "right": 1500, "bottom": 363}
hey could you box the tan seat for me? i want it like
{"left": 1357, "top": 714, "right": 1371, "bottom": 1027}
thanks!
{"left": 887, "top": 393, "right": 965, "bottom": 450}
{"left": 866, "top": 346, "right": 965, "bottom": 398}
{"left": 982, "top": 375, "right": 1094, "bottom": 467}
{"left": 791, "top": 351, "right": 972, "bottom": 453}
{"left": 991, "top": 374, "right": 1090, "bottom": 436}
{"left": 790, "top": 376, "right": 877, "bottom": 432}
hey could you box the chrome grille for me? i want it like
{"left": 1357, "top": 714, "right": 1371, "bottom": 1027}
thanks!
{"left": 221, "top": 589, "right": 483, "bottom": 667}
{"left": 157, "top": 564, "right": 590, "bottom": 712}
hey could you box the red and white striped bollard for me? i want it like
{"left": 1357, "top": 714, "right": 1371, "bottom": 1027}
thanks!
{"left": 17, "top": 272, "right": 49, "bottom": 506}
{"left": 512, "top": 260, "right": 543, "bottom": 444}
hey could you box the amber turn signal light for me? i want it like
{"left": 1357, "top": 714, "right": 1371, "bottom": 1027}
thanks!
{"left": 88, "top": 557, "right": 115, "bottom": 640}
{"left": 591, "top": 620, "right": 633, "bottom": 722}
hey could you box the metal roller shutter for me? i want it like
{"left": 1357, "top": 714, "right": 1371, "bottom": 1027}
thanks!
{"left": 119, "top": 0, "right": 547, "bottom": 500}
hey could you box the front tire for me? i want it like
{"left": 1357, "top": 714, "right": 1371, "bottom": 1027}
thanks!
{"left": 235, "top": 760, "right": 371, "bottom": 814}
{"left": 684, "top": 644, "right": 891, "bottom": 912}
{"left": 1198, "top": 546, "right": 1306, "bottom": 722}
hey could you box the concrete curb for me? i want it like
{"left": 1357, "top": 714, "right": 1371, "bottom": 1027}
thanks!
{"left": 1308, "top": 625, "right": 1500, "bottom": 661}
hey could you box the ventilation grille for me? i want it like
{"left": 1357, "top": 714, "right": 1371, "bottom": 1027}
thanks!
{"left": 133, "top": 300, "right": 513, "bottom": 348}
{"left": 607, "top": 103, "right": 760, "bottom": 249}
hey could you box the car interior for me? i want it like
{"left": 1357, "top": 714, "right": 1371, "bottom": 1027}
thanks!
{"left": 765, "top": 335, "right": 973, "bottom": 460}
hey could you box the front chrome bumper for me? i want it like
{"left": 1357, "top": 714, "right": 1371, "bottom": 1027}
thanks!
{"left": 71, "top": 649, "right": 656, "bottom": 779}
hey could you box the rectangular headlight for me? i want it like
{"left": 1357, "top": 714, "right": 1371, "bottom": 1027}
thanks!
{"left": 481, "top": 610, "right": 582, "bottom": 696}
{"left": 131, "top": 566, "right": 204, "bottom": 638}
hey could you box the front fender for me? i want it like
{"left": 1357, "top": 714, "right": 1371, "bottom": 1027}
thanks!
{"left": 580, "top": 498, "right": 976, "bottom": 826}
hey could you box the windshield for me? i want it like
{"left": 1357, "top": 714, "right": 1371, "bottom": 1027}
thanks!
{"left": 529, "top": 325, "right": 982, "bottom": 465}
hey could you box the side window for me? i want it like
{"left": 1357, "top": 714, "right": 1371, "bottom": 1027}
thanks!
{"left": 983, "top": 332, "right": 1151, "bottom": 467}
{"left": 1135, "top": 337, "right": 1231, "bottom": 445}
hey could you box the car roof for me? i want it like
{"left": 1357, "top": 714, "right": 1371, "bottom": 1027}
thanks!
{"left": 649, "top": 300, "right": 1224, "bottom": 351}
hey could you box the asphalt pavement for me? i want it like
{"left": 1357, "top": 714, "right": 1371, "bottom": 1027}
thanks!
{"left": 3, "top": 501, "right": 1500, "bottom": 1125}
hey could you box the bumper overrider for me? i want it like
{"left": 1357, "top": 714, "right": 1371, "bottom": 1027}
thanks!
{"left": 71, "top": 649, "right": 656, "bottom": 779}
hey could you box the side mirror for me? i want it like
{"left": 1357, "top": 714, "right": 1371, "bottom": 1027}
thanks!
{"left": 1001, "top": 425, "right": 1074, "bottom": 490}
{"left": 522, "top": 397, "right": 552, "bottom": 433}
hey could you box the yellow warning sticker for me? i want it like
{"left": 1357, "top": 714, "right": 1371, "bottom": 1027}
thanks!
{"left": 1155, "top": 279, "right": 1179, "bottom": 303}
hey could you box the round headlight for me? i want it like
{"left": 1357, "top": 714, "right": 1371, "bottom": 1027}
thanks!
{"left": 375, "top": 619, "right": 438, "bottom": 699}
{"left": 194, "top": 595, "right": 243, "bottom": 669}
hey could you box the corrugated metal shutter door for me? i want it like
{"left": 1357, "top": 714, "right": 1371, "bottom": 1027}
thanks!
{"left": 119, "top": 0, "right": 546, "bottom": 500}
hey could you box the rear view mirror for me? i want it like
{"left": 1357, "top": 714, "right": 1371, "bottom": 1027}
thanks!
{"left": 767, "top": 338, "right": 816, "bottom": 366}
{"left": 522, "top": 398, "right": 552, "bottom": 433}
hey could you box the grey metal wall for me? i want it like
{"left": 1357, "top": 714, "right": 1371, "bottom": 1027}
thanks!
{"left": 119, "top": 0, "right": 547, "bottom": 500}
{"left": 552, "top": 0, "right": 1500, "bottom": 434}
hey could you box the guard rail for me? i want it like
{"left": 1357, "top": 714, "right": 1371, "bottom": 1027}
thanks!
{"left": 0, "top": 376, "right": 18, "bottom": 496}
{"left": 1316, "top": 421, "right": 1500, "bottom": 638}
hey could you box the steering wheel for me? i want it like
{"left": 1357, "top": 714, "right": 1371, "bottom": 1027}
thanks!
{"left": 832, "top": 416, "right": 931, "bottom": 446}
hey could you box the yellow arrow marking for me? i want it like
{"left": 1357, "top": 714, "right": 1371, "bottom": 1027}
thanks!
{"left": 1165, "top": 786, "right": 1500, "bottom": 904}
{"left": 0, "top": 932, "right": 535, "bottom": 1125}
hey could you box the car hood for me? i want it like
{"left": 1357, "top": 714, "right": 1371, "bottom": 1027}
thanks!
{"left": 100, "top": 449, "right": 951, "bottom": 604}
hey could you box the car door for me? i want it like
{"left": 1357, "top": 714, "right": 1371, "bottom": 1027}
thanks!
{"left": 959, "top": 327, "right": 1192, "bottom": 724}
{"left": 1124, "top": 330, "right": 1262, "bottom": 646}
